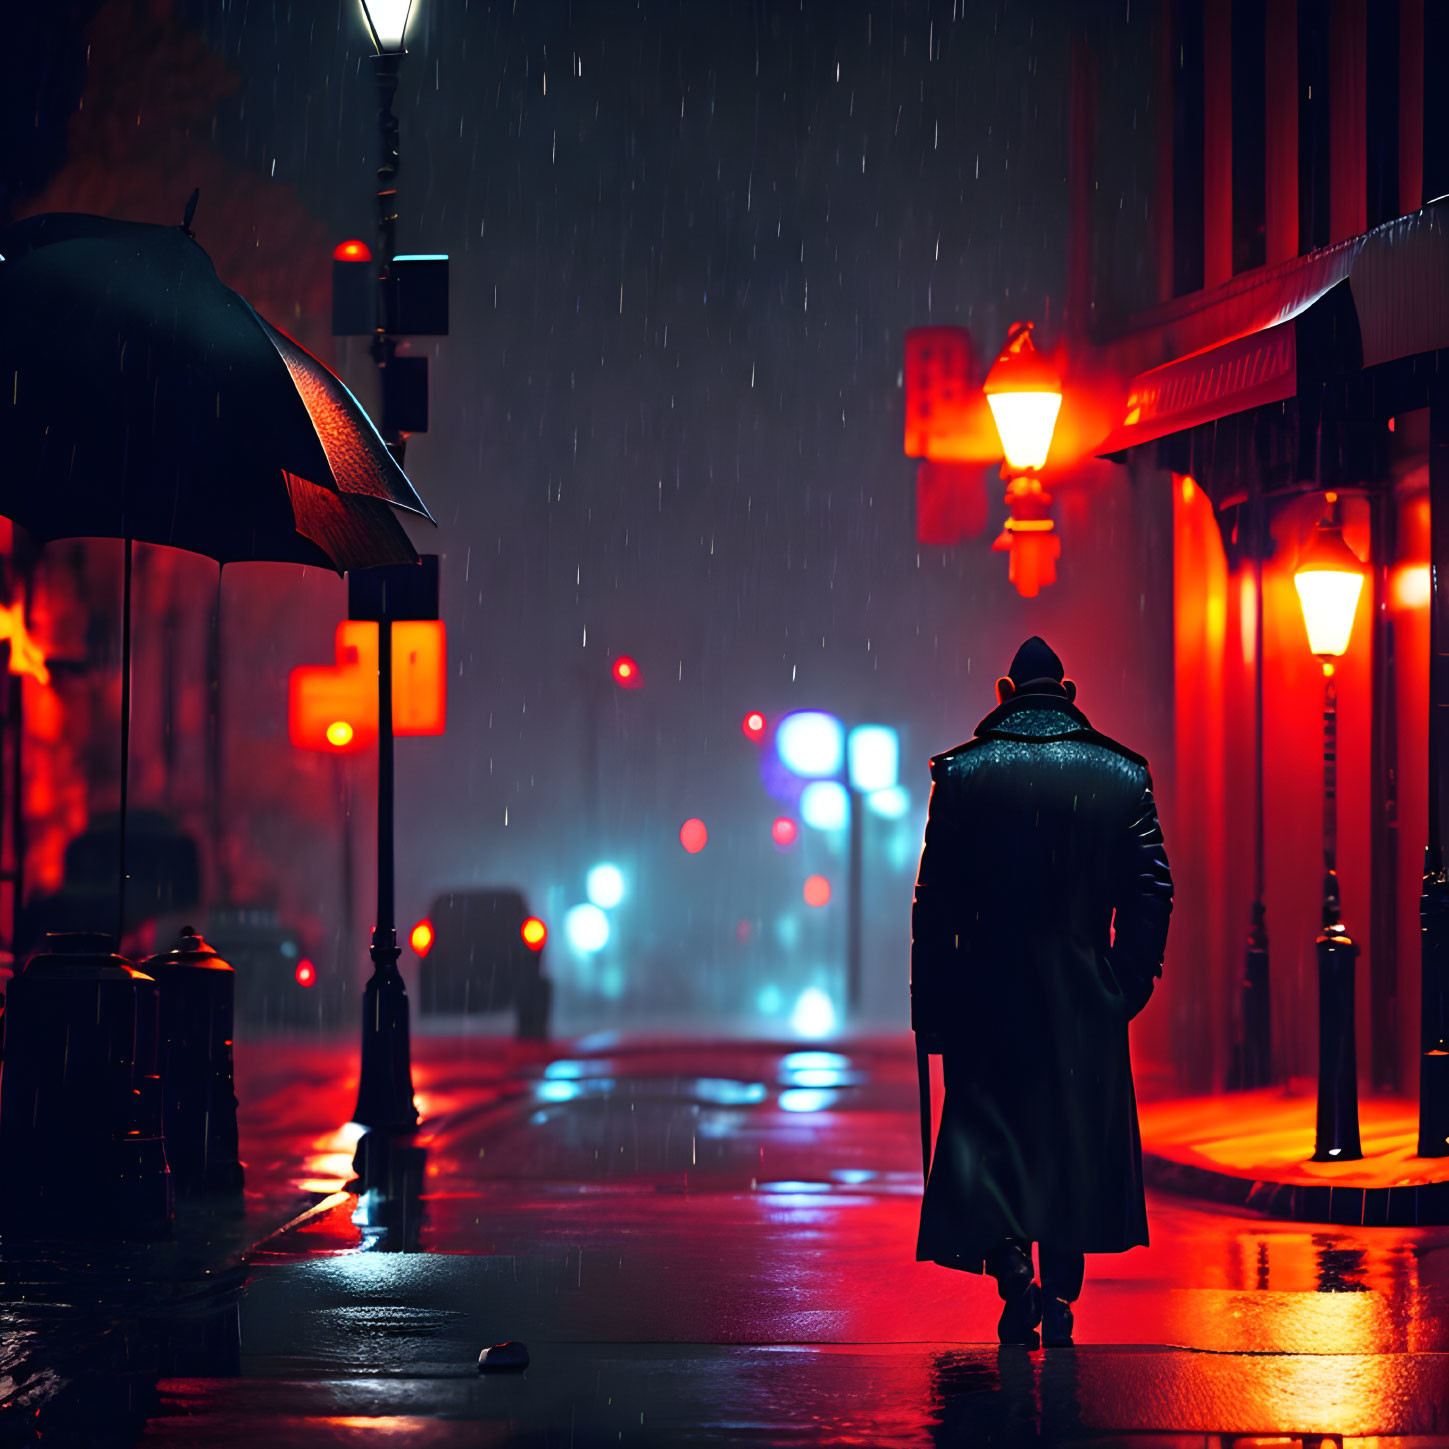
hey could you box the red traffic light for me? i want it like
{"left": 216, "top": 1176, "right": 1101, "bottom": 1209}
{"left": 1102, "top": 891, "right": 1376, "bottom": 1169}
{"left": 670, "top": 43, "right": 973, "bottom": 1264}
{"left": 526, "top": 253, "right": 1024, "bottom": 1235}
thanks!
{"left": 410, "top": 918, "right": 434, "bottom": 957}
{"left": 521, "top": 916, "right": 547, "bottom": 951}
{"left": 333, "top": 238, "right": 373, "bottom": 262}
{"left": 742, "top": 711, "right": 767, "bottom": 742}
{"left": 612, "top": 656, "right": 643, "bottom": 689}
{"left": 295, "top": 959, "right": 317, "bottom": 988}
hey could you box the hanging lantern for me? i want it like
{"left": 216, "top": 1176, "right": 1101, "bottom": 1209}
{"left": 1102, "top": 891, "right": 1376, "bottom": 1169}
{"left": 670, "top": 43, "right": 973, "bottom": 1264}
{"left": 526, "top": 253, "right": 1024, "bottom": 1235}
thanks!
{"left": 991, "top": 476, "right": 1061, "bottom": 598}
{"left": 1294, "top": 499, "right": 1367, "bottom": 658}
{"left": 983, "top": 321, "right": 1063, "bottom": 473}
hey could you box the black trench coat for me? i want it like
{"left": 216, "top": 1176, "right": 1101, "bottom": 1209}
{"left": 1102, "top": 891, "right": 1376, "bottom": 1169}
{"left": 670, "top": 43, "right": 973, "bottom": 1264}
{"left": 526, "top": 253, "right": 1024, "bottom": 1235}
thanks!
{"left": 912, "top": 692, "right": 1173, "bottom": 1270}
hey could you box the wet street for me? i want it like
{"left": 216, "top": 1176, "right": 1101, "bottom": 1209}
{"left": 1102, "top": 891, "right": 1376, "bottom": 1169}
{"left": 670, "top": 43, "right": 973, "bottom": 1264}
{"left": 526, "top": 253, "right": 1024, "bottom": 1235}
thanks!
{"left": 22, "top": 1033, "right": 1437, "bottom": 1447}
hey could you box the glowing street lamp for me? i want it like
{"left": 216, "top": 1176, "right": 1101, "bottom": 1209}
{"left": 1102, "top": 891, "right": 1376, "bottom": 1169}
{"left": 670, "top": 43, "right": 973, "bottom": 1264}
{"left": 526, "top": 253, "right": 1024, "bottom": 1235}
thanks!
{"left": 1294, "top": 496, "right": 1367, "bottom": 1163}
{"left": 359, "top": 0, "right": 414, "bottom": 52}
{"left": 983, "top": 321, "right": 1062, "bottom": 473}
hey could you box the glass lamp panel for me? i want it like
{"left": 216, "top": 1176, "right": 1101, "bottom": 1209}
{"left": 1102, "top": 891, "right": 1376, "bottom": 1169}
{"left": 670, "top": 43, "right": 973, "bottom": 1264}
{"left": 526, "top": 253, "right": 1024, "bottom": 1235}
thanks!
{"left": 985, "top": 391, "right": 1062, "bottom": 472}
{"left": 1294, "top": 569, "right": 1365, "bottom": 657}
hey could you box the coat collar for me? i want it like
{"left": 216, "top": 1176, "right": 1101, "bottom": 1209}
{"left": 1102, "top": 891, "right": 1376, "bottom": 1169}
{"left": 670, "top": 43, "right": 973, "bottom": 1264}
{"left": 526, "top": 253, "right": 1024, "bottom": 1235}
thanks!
{"left": 973, "top": 691, "right": 1093, "bottom": 740}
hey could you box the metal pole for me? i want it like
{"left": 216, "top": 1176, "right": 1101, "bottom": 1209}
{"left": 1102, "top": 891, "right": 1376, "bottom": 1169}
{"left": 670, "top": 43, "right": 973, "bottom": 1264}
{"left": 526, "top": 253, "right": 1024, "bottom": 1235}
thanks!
{"left": 1314, "top": 663, "right": 1363, "bottom": 1161}
{"left": 847, "top": 785, "right": 863, "bottom": 1017}
{"left": 350, "top": 46, "right": 417, "bottom": 1134}
{"left": 1419, "top": 388, "right": 1449, "bottom": 1156}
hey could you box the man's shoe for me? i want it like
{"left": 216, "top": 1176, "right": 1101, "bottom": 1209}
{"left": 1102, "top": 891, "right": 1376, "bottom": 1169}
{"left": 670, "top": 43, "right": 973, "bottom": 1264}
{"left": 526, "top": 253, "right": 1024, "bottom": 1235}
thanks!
{"left": 996, "top": 1280, "right": 1042, "bottom": 1348}
{"left": 1042, "top": 1296, "right": 1074, "bottom": 1347}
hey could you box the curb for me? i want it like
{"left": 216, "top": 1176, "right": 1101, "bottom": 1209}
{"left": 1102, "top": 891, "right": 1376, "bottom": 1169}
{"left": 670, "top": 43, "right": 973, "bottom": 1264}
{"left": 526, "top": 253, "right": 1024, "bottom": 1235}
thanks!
{"left": 1142, "top": 1151, "right": 1449, "bottom": 1226}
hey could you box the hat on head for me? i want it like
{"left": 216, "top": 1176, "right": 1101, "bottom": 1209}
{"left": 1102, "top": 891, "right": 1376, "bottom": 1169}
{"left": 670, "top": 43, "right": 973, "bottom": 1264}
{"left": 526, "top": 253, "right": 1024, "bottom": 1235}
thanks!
{"left": 1007, "top": 636, "right": 1067, "bottom": 693}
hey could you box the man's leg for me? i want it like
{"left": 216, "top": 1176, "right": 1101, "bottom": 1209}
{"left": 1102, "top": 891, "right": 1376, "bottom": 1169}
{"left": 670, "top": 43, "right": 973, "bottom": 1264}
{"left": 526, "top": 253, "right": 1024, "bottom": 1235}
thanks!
{"left": 1037, "top": 1244, "right": 1083, "bottom": 1347}
{"left": 985, "top": 1238, "right": 1042, "bottom": 1347}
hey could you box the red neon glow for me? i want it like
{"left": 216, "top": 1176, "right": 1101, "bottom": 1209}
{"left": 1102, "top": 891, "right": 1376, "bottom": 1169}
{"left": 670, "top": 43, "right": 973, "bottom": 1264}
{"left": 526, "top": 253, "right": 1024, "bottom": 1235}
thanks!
{"left": 680, "top": 817, "right": 708, "bottom": 853}
{"left": 521, "top": 916, "right": 547, "bottom": 951}
{"left": 803, "top": 874, "right": 831, "bottom": 908}
{"left": 295, "top": 959, "right": 317, "bottom": 988}
{"left": 410, "top": 919, "right": 434, "bottom": 957}
{"left": 613, "top": 656, "right": 643, "bottom": 689}
{"left": 0, "top": 602, "right": 49, "bottom": 685}
{"left": 742, "top": 711, "right": 767, "bottom": 741}
{"left": 333, "top": 238, "right": 372, "bottom": 262}
{"left": 771, "top": 817, "right": 798, "bottom": 847}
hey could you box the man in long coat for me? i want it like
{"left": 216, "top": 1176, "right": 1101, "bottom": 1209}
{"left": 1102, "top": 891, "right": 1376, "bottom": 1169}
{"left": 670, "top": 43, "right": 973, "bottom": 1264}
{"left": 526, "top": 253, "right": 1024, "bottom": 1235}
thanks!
{"left": 912, "top": 637, "right": 1173, "bottom": 1348}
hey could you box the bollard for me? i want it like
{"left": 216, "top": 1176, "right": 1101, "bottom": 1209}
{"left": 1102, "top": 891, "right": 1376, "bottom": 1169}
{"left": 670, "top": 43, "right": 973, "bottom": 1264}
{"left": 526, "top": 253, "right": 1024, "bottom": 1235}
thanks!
{"left": 142, "top": 926, "right": 244, "bottom": 1196}
{"left": 0, "top": 932, "right": 172, "bottom": 1237}
{"left": 1313, "top": 905, "right": 1364, "bottom": 1162}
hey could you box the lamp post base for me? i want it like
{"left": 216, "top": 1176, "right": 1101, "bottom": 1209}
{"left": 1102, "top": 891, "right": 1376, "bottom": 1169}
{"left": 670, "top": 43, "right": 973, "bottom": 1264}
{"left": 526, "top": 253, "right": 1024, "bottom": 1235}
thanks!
{"left": 351, "top": 930, "right": 418, "bottom": 1131}
{"left": 1419, "top": 860, "right": 1449, "bottom": 1156}
{"left": 1313, "top": 921, "right": 1363, "bottom": 1162}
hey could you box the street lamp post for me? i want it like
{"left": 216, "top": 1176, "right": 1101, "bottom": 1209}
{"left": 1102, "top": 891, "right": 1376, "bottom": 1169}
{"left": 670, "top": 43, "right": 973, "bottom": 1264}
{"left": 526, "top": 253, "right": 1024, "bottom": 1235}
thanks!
{"left": 350, "top": 0, "right": 421, "bottom": 1137}
{"left": 1294, "top": 495, "right": 1368, "bottom": 1162}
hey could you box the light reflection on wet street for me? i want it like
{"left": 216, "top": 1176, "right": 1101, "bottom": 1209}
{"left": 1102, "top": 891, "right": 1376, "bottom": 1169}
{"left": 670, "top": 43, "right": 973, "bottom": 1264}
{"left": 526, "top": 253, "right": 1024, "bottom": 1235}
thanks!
{"left": 99, "top": 1036, "right": 1449, "bottom": 1445}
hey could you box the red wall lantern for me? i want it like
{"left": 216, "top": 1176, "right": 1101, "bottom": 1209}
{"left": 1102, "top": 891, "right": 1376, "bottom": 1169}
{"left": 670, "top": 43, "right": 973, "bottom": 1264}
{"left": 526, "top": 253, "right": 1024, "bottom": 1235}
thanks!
{"left": 1294, "top": 501, "right": 1368, "bottom": 658}
{"left": 991, "top": 476, "right": 1061, "bottom": 599}
{"left": 983, "top": 321, "right": 1063, "bottom": 474}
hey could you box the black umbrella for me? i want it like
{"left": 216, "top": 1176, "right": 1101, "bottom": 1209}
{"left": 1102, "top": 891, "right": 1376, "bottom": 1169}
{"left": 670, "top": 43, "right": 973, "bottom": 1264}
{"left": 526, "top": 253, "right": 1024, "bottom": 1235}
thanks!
{"left": 0, "top": 209, "right": 436, "bottom": 939}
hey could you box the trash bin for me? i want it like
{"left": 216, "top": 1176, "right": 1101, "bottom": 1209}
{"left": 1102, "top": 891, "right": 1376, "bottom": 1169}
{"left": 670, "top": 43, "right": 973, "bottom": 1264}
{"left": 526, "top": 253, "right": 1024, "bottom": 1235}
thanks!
{"left": 0, "top": 931, "right": 172, "bottom": 1238}
{"left": 143, "top": 926, "right": 244, "bottom": 1197}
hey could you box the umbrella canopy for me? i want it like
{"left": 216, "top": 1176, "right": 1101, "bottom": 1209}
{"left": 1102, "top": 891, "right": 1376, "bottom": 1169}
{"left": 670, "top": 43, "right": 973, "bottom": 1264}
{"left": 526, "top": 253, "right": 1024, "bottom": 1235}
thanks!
{"left": 0, "top": 211, "right": 431, "bottom": 571}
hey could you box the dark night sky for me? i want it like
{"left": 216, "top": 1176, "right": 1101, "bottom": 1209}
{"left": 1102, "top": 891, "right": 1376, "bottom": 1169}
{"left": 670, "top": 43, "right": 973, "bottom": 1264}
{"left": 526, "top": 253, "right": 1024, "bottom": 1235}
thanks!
{"left": 9, "top": 1, "right": 1166, "bottom": 1020}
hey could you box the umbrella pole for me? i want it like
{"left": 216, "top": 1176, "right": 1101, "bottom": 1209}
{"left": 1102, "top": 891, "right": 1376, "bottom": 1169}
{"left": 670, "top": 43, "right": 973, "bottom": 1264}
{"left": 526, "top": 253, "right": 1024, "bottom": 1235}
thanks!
{"left": 116, "top": 537, "right": 133, "bottom": 950}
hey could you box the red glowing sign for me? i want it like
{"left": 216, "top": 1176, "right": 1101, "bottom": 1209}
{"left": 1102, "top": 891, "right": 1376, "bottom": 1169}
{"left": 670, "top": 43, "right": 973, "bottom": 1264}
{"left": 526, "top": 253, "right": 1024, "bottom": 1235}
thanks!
{"left": 680, "top": 818, "right": 708, "bottom": 854}
{"left": 612, "top": 656, "right": 643, "bottom": 689}
{"left": 333, "top": 238, "right": 373, "bottom": 262}
{"left": 771, "top": 817, "right": 798, "bottom": 848}
{"left": 410, "top": 918, "right": 434, "bottom": 957}
{"left": 803, "top": 874, "right": 831, "bottom": 908}
{"left": 294, "top": 959, "right": 317, "bottom": 988}
{"left": 521, "top": 916, "right": 547, "bottom": 951}
{"left": 742, "top": 711, "right": 767, "bottom": 741}
{"left": 289, "top": 620, "right": 448, "bottom": 752}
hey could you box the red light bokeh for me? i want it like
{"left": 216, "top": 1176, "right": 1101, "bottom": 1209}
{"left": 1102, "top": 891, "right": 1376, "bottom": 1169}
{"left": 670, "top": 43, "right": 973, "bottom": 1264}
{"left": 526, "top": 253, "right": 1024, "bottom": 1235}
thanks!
{"left": 680, "top": 818, "right": 708, "bottom": 854}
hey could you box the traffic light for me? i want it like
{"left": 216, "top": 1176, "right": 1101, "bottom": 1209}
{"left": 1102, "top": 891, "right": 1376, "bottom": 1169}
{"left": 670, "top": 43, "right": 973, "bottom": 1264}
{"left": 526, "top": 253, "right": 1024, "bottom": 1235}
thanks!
{"left": 521, "top": 917, "right": 547, "bottom": 951}
{"left": 294, "top": 959, "right": 317, "bottom": 988}
{"left": 612, "top": 656, "right": 643, "bottom": 689}
{"left": 410, "top": 918, "right": 434, "bottom": 957}
{"left": 742, "top": 711, "right": 767, "bottom": 742}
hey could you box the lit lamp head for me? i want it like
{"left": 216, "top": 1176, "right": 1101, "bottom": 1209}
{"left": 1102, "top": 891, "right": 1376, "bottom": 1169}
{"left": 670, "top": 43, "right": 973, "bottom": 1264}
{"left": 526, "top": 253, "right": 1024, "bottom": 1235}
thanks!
{"left": 1294, "top": 497, "right": 1367, "bottom": 664}
{"left": 359, "top": 0, "right": 415, "bottom": 52}
{"left": 983, "top": 321, "right": 1062, "bottom": 473}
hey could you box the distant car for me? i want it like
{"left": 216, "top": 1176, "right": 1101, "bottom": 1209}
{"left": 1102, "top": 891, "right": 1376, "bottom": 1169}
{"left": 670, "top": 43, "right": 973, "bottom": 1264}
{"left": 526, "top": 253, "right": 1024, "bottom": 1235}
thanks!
{"left": 411, "top": 888, "right": 551, "bottom": 1038}
{"left": 195, "top": 905, "right": 328, "bottom": 1030}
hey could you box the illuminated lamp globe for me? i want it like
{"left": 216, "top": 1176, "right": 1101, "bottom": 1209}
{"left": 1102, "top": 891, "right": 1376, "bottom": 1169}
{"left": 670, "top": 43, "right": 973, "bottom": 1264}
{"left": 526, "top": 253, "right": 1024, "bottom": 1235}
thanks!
{"left": 359, "top": 0, "right": 414, "bottom": 52}
{"left": 983, "top": 321, "right": 1063, "bottom": 473}
{"left": 326, "top": 720, "right": 355, "bottom": 749}
{"left": 333, "top": 239, "right": 372, "bottom": 262}
{"left": 1294, "top": 512, "right": 1367, "bottom": 658}
{"left": 586, "top": 863, "right": 625, "bottom": 909}
{"left": 409, "top": 918, "right": 433, "bottom": 957}
{"left": 776, "top": 711, "right": 845, "bottom": 778}
{"left": 800, "top": 780, "right": 849, "bottom": 832}
{"left": 295, "top": 959, "right": 317, "bottom": 988}
{"left": 564, "top": 902, "right": 610, "bottom": 954}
